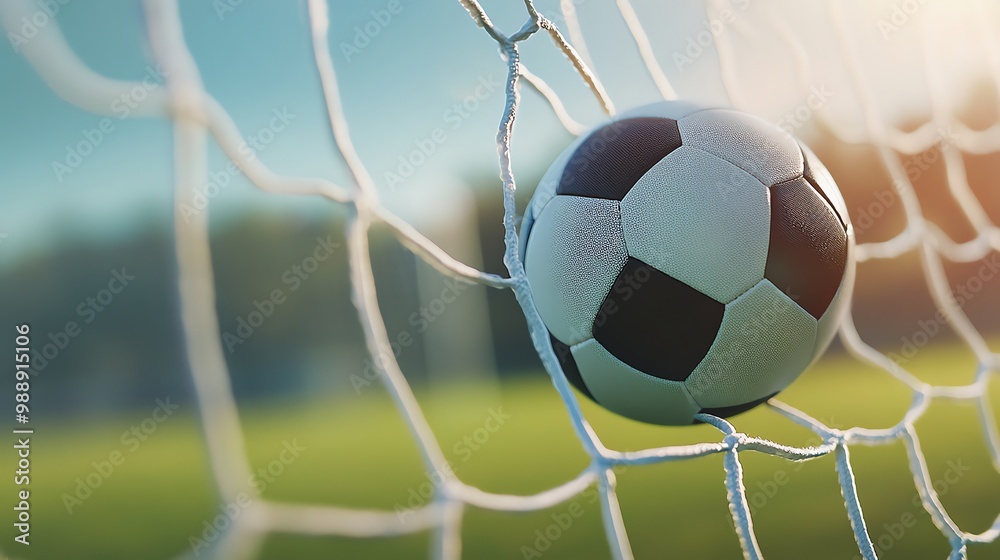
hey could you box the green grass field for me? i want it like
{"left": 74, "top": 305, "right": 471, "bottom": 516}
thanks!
{"left": 5, "top": 341, "right": 999, "bottom": 560}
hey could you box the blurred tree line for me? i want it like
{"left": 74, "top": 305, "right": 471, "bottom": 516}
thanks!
{"left": 0, "top": 192, "right": 541, "bottom": 419}
{"left": 4, "top": 126, "right": 1000, "bottom": 419}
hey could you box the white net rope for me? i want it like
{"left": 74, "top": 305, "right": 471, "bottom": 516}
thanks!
{"left": 3, "top": 0, "right": 999, "bottom": 558}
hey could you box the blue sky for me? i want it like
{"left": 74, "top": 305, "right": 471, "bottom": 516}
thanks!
{"left": 0, "top": 0, "right": 728, "bottom": 265}
{"left": 0, "top": 0, "right": 985, "bottom": 265}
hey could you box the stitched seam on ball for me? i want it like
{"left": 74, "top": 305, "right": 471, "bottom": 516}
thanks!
{"left": 680, "top": 143, "right": 772, "bottom": 192}
{"left": 796, "top": 143, "right": 845, "bottom": 228}
{"left": 613, "top": 200, "right": 629, "bottom": 256}
{"left": 636, "top": 105, "right": 717, "bottom": 124}
{"left": 679, "top": 382, "right": 703, "bottom": 411}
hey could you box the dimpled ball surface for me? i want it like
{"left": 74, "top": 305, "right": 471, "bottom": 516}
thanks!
{"left": 520, "top": 101, "right": 855, "bottom": 425}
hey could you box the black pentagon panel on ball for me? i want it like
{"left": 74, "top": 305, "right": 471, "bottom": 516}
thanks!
{"left": 801, "top": 147, "right": 846, "bottom": 229}
{"left": 765, "top": 177, "right": 848, "bottom": 319}
{"left": 549, "top": 333, "right": 595, "bottom": 401}
{"left": 693, "top": 392, "right": 778, "bottom": 423}
{"left": 593, "top": 258, "right": 725, "bottom": 383}
{"left": 556, "top": 118, "right": 683, "bottom": 201}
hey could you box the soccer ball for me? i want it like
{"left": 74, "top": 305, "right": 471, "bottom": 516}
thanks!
{"left": 520, "top": 101, "right": 855, "bottom": 425}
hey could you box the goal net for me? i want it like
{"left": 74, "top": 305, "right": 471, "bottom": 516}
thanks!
{"left": 3, "top": 0, "right": 998, "bottom": 558}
